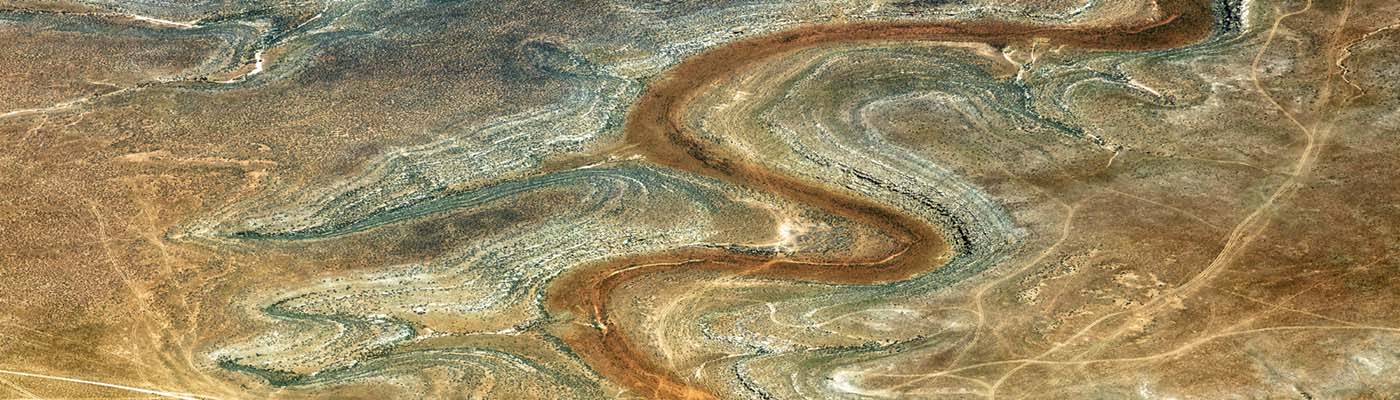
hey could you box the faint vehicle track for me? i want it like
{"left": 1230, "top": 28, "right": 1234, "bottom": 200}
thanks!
{"left": 544, "top": 0, "right": 1221, "bottom": 397}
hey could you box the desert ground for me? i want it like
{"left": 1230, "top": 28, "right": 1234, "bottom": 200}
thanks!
{"left": 3, "top": 0, "right": 1400, "bottom": 398}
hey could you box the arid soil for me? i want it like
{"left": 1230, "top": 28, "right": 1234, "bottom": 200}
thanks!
{"left": 3, "top": 0, "right": 1400, "bottom": 398}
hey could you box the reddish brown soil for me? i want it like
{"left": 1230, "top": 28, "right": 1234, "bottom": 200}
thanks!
{"left": 545, "top": 1, "right": 1215, "bottom": 398}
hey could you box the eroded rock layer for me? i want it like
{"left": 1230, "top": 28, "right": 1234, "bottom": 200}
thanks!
{"left": 3, "top": 0, "right": 1400, "bottom": 398}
